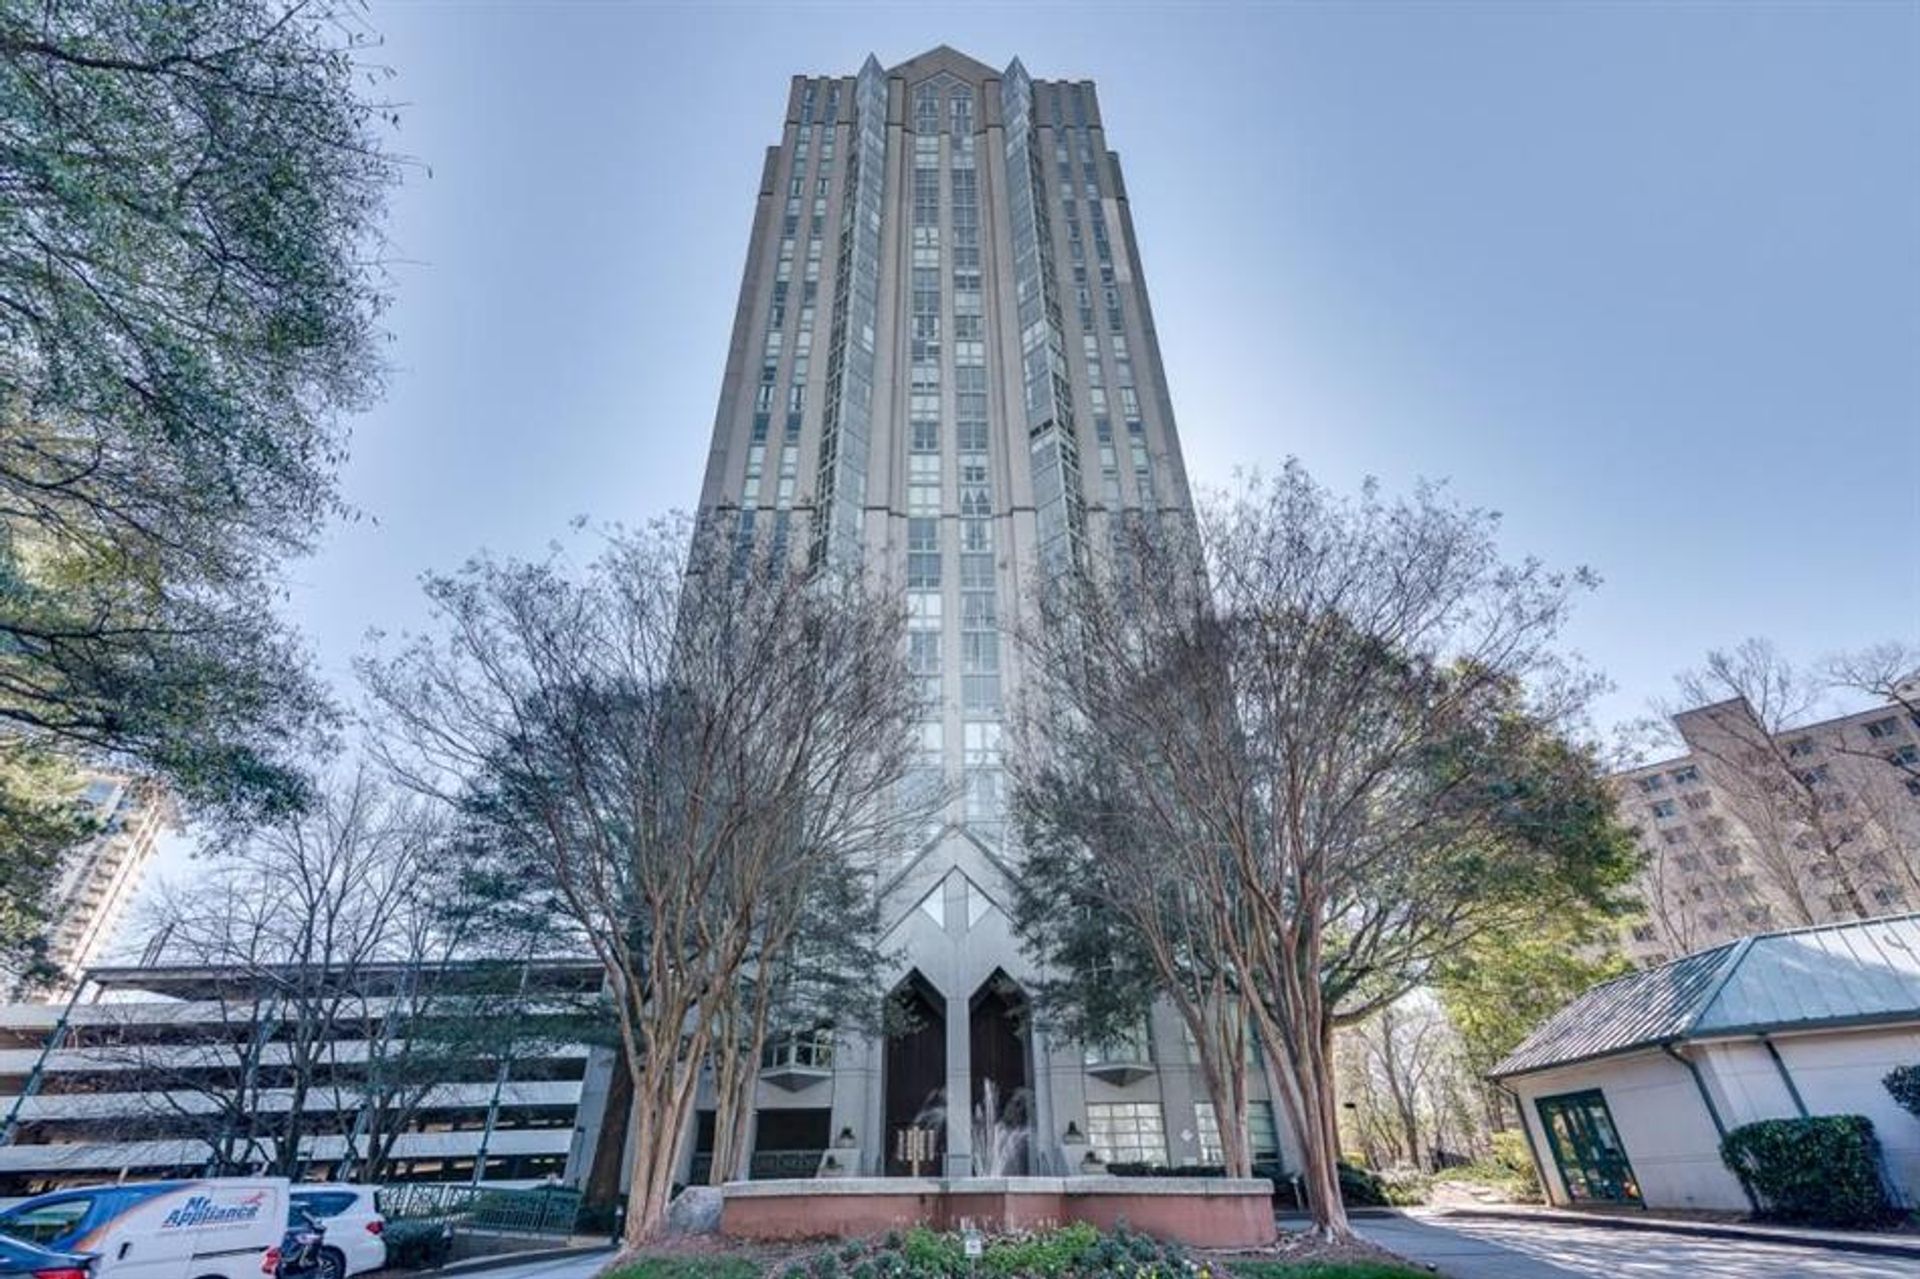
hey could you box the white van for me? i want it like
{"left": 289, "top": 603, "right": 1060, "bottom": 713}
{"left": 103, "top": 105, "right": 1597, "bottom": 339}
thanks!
{"left": 0, "top": 1179, "right": 289, "bottom": 1279}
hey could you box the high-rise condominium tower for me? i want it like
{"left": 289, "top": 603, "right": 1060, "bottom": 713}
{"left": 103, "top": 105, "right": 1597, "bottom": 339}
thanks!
{"left": 687, "top": 48, "right": 1292, "bottom": 1181}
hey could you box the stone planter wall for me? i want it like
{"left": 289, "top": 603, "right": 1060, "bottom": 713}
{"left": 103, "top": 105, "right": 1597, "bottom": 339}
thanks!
{"left": 719, "top": 1176, "right": 1276, "bottom": 1248}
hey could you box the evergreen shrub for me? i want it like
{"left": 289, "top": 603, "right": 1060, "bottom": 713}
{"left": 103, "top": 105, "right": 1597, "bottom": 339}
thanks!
{"left": 1718, "top": 1115, "right": 1896, "bottom": 1227}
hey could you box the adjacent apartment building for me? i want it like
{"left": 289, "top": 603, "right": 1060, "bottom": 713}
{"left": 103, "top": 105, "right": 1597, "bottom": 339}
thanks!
{"left": 6, "top": 773, "right": 173, "bottom": 1004}
{"left": 1613, "top": 693, "right": 1920, "bottom": 966}
{"left": 669, "top": 46, "right": 1299, "bottom": 1183}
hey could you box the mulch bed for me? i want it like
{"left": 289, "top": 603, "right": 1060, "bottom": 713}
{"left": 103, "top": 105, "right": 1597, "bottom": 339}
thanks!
{"left": 1204, "top": 1227, "right": 1427, "bottom": 1269}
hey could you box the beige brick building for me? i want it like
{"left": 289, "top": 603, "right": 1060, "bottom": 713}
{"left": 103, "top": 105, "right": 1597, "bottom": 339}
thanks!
{"left": 1613, "top": 695, "right": 1920, "bottom": 965}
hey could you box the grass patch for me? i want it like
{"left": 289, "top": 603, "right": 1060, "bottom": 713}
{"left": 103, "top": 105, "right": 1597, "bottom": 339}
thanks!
{"left": 1228, "top": 1263, "right": 1433, "bottom": 1279}
{"left": 604, "top": 1260, "right": 764, "bottom": 1279}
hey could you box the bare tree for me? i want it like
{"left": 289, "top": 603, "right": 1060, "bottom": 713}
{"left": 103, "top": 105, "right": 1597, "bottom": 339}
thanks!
{"left": 92, "top": 772, "right": 516, "bottom": 1179}
{"left": 1012, "top": 466, "right": 1634, "bottom": 1238}
{"left": 1828, "top": 641, "right": 1920, "bottom": 785}
{"left": 1339, "top": 996, "right": 1472, "bottom": 1169}
{"left": 361, "top": 521, "right": 925, "bottom": 1244}
{"left": 1660, "top": 640, "right": 1918, "bottom": 926}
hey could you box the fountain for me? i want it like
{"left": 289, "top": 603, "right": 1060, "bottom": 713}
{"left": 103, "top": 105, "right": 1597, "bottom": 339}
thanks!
{"left": 970, "top": 1081, "right": 1029, "bottom": 1177}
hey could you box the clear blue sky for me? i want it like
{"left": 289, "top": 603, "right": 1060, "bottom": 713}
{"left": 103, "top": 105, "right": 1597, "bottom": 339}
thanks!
{"left": 294, "top": 0, "right": 1917, "bottom": 739}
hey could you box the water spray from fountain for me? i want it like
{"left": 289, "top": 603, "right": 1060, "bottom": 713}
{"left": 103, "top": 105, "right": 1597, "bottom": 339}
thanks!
{"left": 971, "top": 1080, "right": 1031, "bottom": 1177}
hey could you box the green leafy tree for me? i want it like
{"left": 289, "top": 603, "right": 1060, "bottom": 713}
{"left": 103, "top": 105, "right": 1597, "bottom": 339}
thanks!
{"left": 0, "top": 0, "right": 401, "bottom": 824}
{"left": 0, "top": 742, "right": 95, "bottom": 982}
{"left": 1435, "top": 912, "right": 1634, "bottom": 1130}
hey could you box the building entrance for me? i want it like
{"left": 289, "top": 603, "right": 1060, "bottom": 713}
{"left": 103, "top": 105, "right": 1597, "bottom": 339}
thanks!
{"left": 884, "top": 972, "right": 946, "bottom": 1175}
{"left": 1536, "top": 1089, "right": 1641, "bottom": 1203}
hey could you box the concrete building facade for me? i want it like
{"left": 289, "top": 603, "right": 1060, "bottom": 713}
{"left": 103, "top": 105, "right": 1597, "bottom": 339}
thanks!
{"left": 681, "top": 47, "right": 1296, "bottom": 1182}
{"left": 0, "top": 960, "right": 604, "bottom": 1197}
{"left": 1612, "top": 695, "right": 1920, "bottom": 967}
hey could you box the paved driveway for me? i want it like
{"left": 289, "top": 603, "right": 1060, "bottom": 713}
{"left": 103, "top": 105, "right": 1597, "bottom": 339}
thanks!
{"left": 1355, "top": 1211, "right": 1917, "bottom": 1279}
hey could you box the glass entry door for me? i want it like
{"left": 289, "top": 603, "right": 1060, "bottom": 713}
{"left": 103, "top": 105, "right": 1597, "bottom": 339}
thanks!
{"left": 1536, "top": 1089, "right": 1642, "bottom": 1203}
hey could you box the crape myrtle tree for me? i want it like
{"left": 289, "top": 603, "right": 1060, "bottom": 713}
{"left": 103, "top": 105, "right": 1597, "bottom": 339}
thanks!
{"left": 361, "top": 520, "right": 926, "bottom": 1245}
{"left": 0, "top": 0, "right": 402, "bottom": 830}
{"left": 1011, "top": 465, "right": 1636, "bottom": 1238}
{"left": 704, "top": 861, "right": 886, "bottom": 1185}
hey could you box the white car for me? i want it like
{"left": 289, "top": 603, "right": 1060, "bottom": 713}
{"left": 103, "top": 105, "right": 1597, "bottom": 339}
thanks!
{"left": 285, "top": 1189, "right": 385, "bottom": 1279}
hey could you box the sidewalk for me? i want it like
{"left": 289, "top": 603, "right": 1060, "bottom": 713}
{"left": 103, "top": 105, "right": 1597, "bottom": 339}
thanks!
{"left": 1430, "top": 1203, "right": 1920, "bottom": 1260}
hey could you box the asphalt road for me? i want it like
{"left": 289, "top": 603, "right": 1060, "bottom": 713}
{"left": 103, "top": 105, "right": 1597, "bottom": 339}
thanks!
{"left": 459, "top": 1249, "right": 618, "bottom": 1279}
{"left": 1355, "top": 1211, "right": 1920, "bottom": 1279}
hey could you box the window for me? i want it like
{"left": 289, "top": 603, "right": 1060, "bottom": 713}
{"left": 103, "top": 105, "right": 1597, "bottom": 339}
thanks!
{"left": 1669, "top": 765, "right": 1701, "bottom": 785}
{"left": 1786, "top": 738, "right": 1816, "bottom": 759}
{"left": 1651, "top": 800, "right": 1678, "bottom": 819}
{"left": 1084, "top": 1021, "right": 1152, "bottom": 1066}
{"left": 1194, "top": 1100, "right": 1280, "bottom": 1165}
{"left": 0, "top": 1195, "right": 92, "bottom": 1245}
{"left": 1865, "top": 716, "right": 1901, "bottom": 740}
{"left": 1635, "top": 775, "right": 1665, "bottom": 794}
{"left": 1086, "top": 1102, "right": 1167, "bottom": 1166}
{"left": 762, "top": 1027, "right": 835, "bottom": 1071}
{"left": 1683, "top": 792, "right": 1714, "bottom": 812}
{"left": 1873, "top": 885, "right": 1907, "bottom": 909}
{"left": 1886, "top": 744, "right": 1920, "bottom": 767}
{"left": 1709, "top": 846, "right": 1742, "bottom": 867}
{"left": 1630, "top": 924, "right": 1657, "bottom": 943}
{"left": 291, "top": 1191, "right": 359, "bottom": 1218}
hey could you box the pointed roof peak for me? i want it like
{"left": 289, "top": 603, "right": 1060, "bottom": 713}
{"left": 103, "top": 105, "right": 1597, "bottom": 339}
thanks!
{"left": 887, "top": 45, "right": 1000, "bottom": 85}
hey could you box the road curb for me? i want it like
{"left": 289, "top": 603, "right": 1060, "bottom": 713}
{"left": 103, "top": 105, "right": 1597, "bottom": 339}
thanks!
{"left": 428, "top": 1243, "right": 619, "bottom": 1276}
{"left": 1429, "top": 1206, "right": 1920, "bottom": 1260}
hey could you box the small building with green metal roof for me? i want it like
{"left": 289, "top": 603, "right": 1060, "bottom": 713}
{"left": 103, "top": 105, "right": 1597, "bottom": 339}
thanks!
{"left": 1490, "top": 913, "right": 1920, "bottom": 1212}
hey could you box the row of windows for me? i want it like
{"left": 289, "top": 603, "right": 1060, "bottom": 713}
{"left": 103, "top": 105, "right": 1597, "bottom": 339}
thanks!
{"left": 1083, "top": 1098, "right": 1281, "bottom": 1169}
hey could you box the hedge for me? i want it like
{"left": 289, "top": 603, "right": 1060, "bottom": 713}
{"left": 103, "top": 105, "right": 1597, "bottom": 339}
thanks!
{"left": 1100, "top": 1159, "right": 1388, "bottom": 1208}
{"left": 1718, "top": 1115, "right": 1896, "bottom": 1227}
{"left": 380, "top": 1220, "right": 455, "bottom": 1270}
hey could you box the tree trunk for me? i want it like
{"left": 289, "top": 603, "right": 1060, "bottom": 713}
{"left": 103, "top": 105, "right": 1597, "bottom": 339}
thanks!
{"left": 1302, "top": 1017, "right": 1352, "bottom": 1236}
{"left": 1253, "top": 965, "right": 1352, "bottom": 1238}
{"left": 621, "top": 1054, "right": 700, "bottom": 1247}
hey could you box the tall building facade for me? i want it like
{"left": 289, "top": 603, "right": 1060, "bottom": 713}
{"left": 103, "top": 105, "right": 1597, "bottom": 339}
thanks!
{"left": 1613, "top": 694, "right": 1920, "bottom": 967}
{"left": 5, "top": 772, "right": 172, "bottom": 1004}
{"left": 689, "top": 48, "right": 1294, "bottom": 1180}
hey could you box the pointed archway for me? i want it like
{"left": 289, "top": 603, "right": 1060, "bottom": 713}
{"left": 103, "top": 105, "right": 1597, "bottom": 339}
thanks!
{"left": 883, "top": 971, "right": 946, "bottom": 1175}
{"left": 968, "top": 971, "right": 1032, "bottom": 1175}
